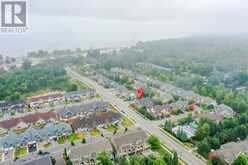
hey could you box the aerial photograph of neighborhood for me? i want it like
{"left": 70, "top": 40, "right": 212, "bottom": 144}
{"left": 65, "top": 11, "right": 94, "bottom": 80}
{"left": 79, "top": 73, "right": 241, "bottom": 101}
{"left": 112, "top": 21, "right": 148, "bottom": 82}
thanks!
{"left": 0, "top": 0, "right": 248, "bottom": 165}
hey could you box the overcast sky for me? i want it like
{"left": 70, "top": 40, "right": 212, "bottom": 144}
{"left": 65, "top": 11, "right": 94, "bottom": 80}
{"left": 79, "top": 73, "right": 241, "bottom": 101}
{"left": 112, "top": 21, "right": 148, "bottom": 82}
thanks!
{"left": 0, "top": 0, "right": 248, "bottom": 56}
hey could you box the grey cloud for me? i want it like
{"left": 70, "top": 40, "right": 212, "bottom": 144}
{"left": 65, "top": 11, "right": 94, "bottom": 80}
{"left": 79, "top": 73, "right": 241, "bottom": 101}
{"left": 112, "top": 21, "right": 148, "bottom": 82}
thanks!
{"left": 1, "top": 0, "right": 248, "bottom": 56}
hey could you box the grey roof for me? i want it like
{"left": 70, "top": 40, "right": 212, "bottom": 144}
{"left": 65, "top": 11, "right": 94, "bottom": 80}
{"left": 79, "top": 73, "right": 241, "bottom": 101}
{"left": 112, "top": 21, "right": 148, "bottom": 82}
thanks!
{"left": 19, "top": 156, "right": 53, "bottom": 165}
{"left": 65, "top": 88, "right": 96, "bottom": 98}
{"left": 135, "top": 98, "right": 154, "bottom": 108}
{"left": 215, "top": 104, "right": 235, "bottom": 117}
{"left": 69, "top": 139, "right": 113, "bottom": 160}
{"left": 71, "top": 111, "right": 121, "bottom": 130}
{"left": 57, "top": 101, "right": 110, "bottom": 118}
{"left": 170, "top": 101, "right": 188, "bottom": 110}
{"left": 214, "top": 139, "right": 248, "bottom": 164}
{"left": 111, "top": 129, "right": 148, "bottom": 151}
{"left": 0, "top": 101, "right": 25, "bottom": 111}
{"left": 0, "top": 123, "right": 72, "bottom": 148}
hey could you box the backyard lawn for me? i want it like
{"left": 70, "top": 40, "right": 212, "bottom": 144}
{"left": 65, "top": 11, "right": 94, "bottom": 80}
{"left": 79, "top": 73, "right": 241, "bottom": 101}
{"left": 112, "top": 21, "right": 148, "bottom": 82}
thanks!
{"left": 90, "top": 128, "right": 101, "bottom": 137}
{"left": 72, "top": 80, "right": 89, "bottom": 89}
{"left": 68, "top": 132, "right": 84, "bottom": 142}
{"left": 14, "top": 147, "right": 27, "bottom": 158}
{"left": 57, "top": 136, "right": 65, "bottom": 144}
{"left": 122, "top": 117, "right": 134, "bottom": 128}
{"left": 107, "top": 123, "right": 118, "bottom": 132}
{"left": 44, "top": 143, "right": 51, "bottom": 148}
{"left": 76, "top": 132, "right": 85, "bottom": 140}
{"left": 110, "top": 104, "right": 119, "bottom": 113}
{"left": 68, "top": 133, "right": 77, "bottom": 142}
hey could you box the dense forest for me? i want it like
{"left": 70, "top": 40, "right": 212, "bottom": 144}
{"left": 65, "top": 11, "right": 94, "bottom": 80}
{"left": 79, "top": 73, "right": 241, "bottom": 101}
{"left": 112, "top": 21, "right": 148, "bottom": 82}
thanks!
{"left": 97, "top": 37, "right": 248, "bottom": 114}
{"left": 194, "top": 113, "right": 248, "bottom": 157}
{"left": 0, "top": 63, "right": 77, "bottom": 101}
{"left": 101, "top": 36, "right": 248, "bottom": 74}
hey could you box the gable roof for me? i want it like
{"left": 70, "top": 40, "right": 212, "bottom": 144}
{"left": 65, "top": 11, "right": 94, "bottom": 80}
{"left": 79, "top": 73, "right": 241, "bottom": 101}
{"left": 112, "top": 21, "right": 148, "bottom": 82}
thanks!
{"left": 29, "top": 93, "right": 64, "bottom": 103}
{"left": 19, "top": 156, "right": 52, "bottom": 165}
{"left": 69, "top": 139, "right": 113, "bottom": 160}
{"left": 71, "top": 111, "right": 121, "bottom": 130}
{"left": 0, "top": 122, "right": 72, "bottom": 148}
{"left": 0, "top": 101, "right": 25, "bottom": 110}
{"left": 65, "top": 88, "right": 95, "bottom": 98}
{"left": 214, "top": 139, "right": 248, "bottom": 164}
{"left": 57, "top": 101, "right": 110, "bottom": 118}
{"left": 0, "top": 111, "right": 57, "bottom": 129}
{"left": 111, "top": 129, "right": 148, "bottom": 151}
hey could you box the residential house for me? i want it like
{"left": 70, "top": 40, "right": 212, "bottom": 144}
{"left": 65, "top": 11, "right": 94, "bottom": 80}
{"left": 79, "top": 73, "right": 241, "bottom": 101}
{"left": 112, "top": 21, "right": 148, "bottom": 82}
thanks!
{"left": 65, "top": 88, "right": 96, "bottom": 102}
{"left": 170, "top": 101, "right": 188, "bottom": 111}
{"left": 198, "top": 97, "right": 217, "bottom": 107}
{"left": 57, "top": 101, "right": 110, "bottom": 120}
{"left": 148, "top": 104, "right": 172, "bottom": 119}
{"left": 111, "top": 129, "right": 149, "bottom": 157}
{"left": 172, "top": 122, "right": 198, "bottom": 139}
{"left": 236, "top": 86, "right": 247, "bottom": 92}
{"left": 212, "top": 139, "right": 248, "bottom": 164}
{"left": 134, "top": 98, "right": 154, "bottom": 109}
{"left": 71, "top": 111, "right": 121, "bottom": 131}
{"left": 0, "top": 101, "right": 26, "bottom": 114}
{"left": 215, "top": 104, "right": 235, "bottom": 117}
{"left": 28, "top": 92, "right": 64, "bottom": 109}
{"left": 115, "top": 85, "right": 129, "bottom": 98}
{"left": 206, "top": 104, "right": 235, "bottom": 123}
{"left": 0, "top": 111, "right": 57, "bottom": 131}
{"left": 2, "top": 155, "right": 53, "bottom": 165}
{"left": 0, "top": 122, "right": 72, "bottom": 149}
{"left": 0, "top": 128, "right": 7, "bottom": 137}
{"left": 20, "top": 156, "right": 53, "bottom": 165}
{"left": 69, "top": 139, "right": 113, "bottom": 165}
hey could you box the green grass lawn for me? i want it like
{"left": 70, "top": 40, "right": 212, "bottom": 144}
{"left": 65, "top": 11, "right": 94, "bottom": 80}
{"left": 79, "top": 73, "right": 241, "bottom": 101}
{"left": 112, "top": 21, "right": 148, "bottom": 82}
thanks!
{"left": 44, "top": 143, "right": 51, "bottom": 148}
{"left": 121, "top": 117, "right": 134, "bottom": 128}
{"left": 14, "top": 147, "right": 27, "bottom": 158}
{"left": 0, "top": 153, "right": 3, "bottom": 162}
{"left": 96, "top": 94, "right": 102, "bottom": 99}
{"left": 76, "top": 132, "right": 85, "bottom": 140}
{"left": 107, "top": 123, "right": 118, "bottom": 132}
{"left": 57, "top": 136, "right": 65, "bottom": 144}
{"left": 90, "top": 128, "right": 101, "bottom": 137}
{"left": 68, "top": 132, "right": 79, "bottom": 142}
{"left": 72, "top": 80, "right": 89, "bottom": 89}
{"left": 68, "top": 132, "right": 85, "bottom": 142}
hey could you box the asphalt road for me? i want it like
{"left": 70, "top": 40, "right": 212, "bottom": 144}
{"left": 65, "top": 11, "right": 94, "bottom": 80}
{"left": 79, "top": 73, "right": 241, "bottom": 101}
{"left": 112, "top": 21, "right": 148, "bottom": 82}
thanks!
{"left": 67, "top": 68, "right": 206, "bottom": 165}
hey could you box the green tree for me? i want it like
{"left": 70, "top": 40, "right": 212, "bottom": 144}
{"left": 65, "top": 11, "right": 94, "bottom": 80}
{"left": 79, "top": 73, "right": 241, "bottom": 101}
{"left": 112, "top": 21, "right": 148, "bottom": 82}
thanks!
{"left": 172, "top": 151, "right": 178, "bottom": 165}
{"left": 197, "top": 138, "right": 211, "bottom": 157}
{"left": 164, "top": 120, "right": 173, "bottom": 133}
{"left": 153, "top": 159, "right": 167, "bottom": 165}
{"left": 163, "top": 152, "right": 173, "bottom": 165}
{"left": 129, "top": 155, "right": 143, "bottom": 165}
{"left": 96, "top": 152, "right": 112, "bottom": 165}
{"left": 148, "top": 135, "right": 161, "bottom": 150}
{"left": 232, "top": 153, "right": 248, "bottom": 165}
{"left": 211, "top": 156, "right": 226, "bottom": 165}
{"left": 117, "top": 157, "right": 130, "bottom": 165}
{"left": 65, "top": 159, "right": 73, "bottom": 165}
{"left": 66, "top": 83, "right": 78, "bottom": 92}
{"left": 195, "top": 123, "right": 211, "bottom": 140}
{"left": 209, "top": 137, "right": 220, "bottom": 150}
{"left": 176, "top": 128, "right": 188, "bottom": 142}
{"left": 50, "top": 156, "right": 56, "bottom": 165}
{"left": 81, "top": 138, "right": 86, "bottom": 144}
